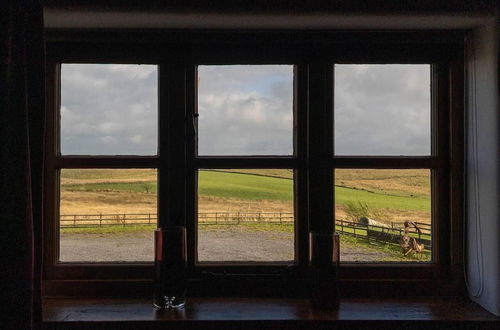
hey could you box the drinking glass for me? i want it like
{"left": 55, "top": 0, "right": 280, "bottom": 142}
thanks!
{"left": 309, "top": 231, "right": 340, "bottom": 310}
{"left": 154, "top": 227, "right": 187, "bottom": 309}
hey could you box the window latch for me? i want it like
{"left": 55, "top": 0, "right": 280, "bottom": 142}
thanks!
{"left": 189, "top": 113, "right": 199, "bottom": 140}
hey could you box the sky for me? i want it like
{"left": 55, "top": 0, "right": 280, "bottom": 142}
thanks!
{"left": 61, "top": 64, "right": 158, "bottom": 155}
{"left": 60, "top": 63, "right": 430, "bottom": 156}
{"left": 334, "top": 64, "right": 430, "bottom": 155}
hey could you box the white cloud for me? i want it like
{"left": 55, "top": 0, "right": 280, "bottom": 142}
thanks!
{"left": 130, "top": 134, "right": 143, "bottom": 144}
{"left": 70, "top": 122, "right": 96, "bottom": 135}
{"left": 60, "top": 63, "right": 430, "bottom": 156}
{"left": 98, "top": 122, "right": 123, "bottom": 134}
{"left": 60, "top": 64, "right": 158, "bottom": 155}
{"left": 334, "top": 64, "right": 431, "bottom": 155}
{"left": 100, "top": 136, "right": 118, "bottom": 144}
{"left": 197, "top": 65, "right": 294, "bottom": 155}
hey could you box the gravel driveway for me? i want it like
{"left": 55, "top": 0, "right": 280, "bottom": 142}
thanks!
{"left": 60, "top": 229, "right": 395, "bottom": 263}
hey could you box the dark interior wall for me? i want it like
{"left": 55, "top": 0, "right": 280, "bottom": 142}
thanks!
{"left": 41, "top": 0, "right": 499, "bottom": 13}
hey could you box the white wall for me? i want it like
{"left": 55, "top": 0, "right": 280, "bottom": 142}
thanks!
{"left": 466, "top": 19, "right": 500, "bottom": 316}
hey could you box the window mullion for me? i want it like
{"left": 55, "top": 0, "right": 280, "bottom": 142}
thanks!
{"left": 432, "top": 63, "right": 451, "bottom": 265}
{"left": 159, "top": 63, "right": 187, "bottom": 228}
{"left": 186, "top": 64, "right": 197, "bottom": 267}
{"left": 308, "top": 62, "right": 334, "bottom": 234}
{"left": 295, "top": 63, "right": 309, "bottom": 268}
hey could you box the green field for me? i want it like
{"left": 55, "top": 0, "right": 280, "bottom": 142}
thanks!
{"left": 63, "top": 182, "right": 157, "bottom": 193}
{"left": 60, "top": 169, "right": 431, "bottom": 261}
{"left": 335, "top": 186, "right": 429, "bottom": 211}
{"left": 61, "top": 169, "right": 430, "bottom": 212}
{"left": 198, "top": 170, "right": 293, "bottom": 201}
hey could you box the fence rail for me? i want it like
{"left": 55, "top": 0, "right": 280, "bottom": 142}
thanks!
{"left": 335, "top": 219, "right": 432, "bottom": 250}
{"left": 198, "top": 212, "right": 294, "bottom": 224}
{"left": 59, "top": 212, "right": 294, "bottom": 227}
{"left": 60, "top": 212, "right": 431, "bottom": 250}
{"left": 60, "top": 213, "right": 157, "bottom": 227}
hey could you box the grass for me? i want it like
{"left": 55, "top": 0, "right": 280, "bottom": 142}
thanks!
{"left": 61, "top": 169, "right": 157, "bottom": 182}
{"left": 335, "top": 186, "right": 430, "bottom": 211}
{"left": 61, "top": 169, "right": 430, "bottom": 212}
{"left": 336, "top": 169, "right": 430, "bottom": 198}
{"left": 211, "top": 169, "right": 294, "bottom": 180}
{"left": 198, "top": 222, "right": 295, "bottom": 233}
{"left": 339, "top": 235, "right": 431, "bottom": 262}
{"left": 198, "top": 170, "right": 293, "bottom": 201}
{"left": 60, "top": 224, "right": 156, "bottom": 234}
{"left": 63, "top": 182, "right": 157, "bottom": 193}
{"left": 336, "top": 223, "right": 431, "bottom": 241}
{"left": 59, "top": 168, "right": 432, "bottom": 261}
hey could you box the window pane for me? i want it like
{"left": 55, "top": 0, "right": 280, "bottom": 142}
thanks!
{"left": 334, "top": 169, "right": 431, "bottom": 262}
{"left": 197, "top": 169, "right": 295, "bottom": 262}
{"left": 60, "top": 64, "right": 158, "bottom": 155}
{"left": 59, "top": 169, "right": 157, "bottom": 262}
{"left": 334, "top": 64, "right": 431, "bottom": 156}
{"left": 197, "top": 65, "right": 294, "bottom": 155}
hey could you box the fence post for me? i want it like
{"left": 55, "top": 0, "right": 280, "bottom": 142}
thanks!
{"left": 123, "top": 213, "right": 126, "bottom": 227}
{"left": 279, "top": 212, "right": 282, "bottom": 224}
{"left": 148, "top": 213, "right": 151, "bottom": 224}
{"left": 215, "top": 212, "right": 217, "bottom": 225}
{"left": 99, "top": 213, "right": 102, "bottom": 227}
{"left": 73, "top": 215, "right": 76, "bottom": 227}
{"left": 353, "top": 224, "right": 356, "bottom": 237}
{"left": 341, "top": 220, "right": 344, "bottom": 233}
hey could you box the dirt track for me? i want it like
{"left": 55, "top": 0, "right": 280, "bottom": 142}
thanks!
{"left": 60, "top": 230, "right": 396, "bottom": 263}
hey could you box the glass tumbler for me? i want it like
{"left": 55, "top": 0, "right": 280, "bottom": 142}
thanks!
{"left": 154, "top": 227, "right": 187, "bottom": 309}
{"left": 309, "top": 231, "right": 340, "bottom": 310}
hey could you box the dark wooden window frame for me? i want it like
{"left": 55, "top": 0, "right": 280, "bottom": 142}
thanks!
{"left": 43, "top": 30, "right": 465, "bottom": 298}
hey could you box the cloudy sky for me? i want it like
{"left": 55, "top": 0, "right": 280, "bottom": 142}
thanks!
{"left": 60, "top": 63, "right": 430, "bottom": 156}
{"left": 334, "top": 64, "right": 430, "bottom": 155}
{"left": 198, "top": 65, "right": 293, "bottom": 155}
{"left": 61, "top": 64, "right": 158, "bottom": 155}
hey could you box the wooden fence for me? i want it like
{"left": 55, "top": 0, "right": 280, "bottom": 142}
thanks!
{"left": 335, "top": 219, "right": 431, "bottom": 250}
{"left": 59, "top": 212, "right": 293, "bottom": 227}
{"left": 60, "top": 212, "right": 431, "bottom": 250}
{"left": 60, "top": 213, "right": 157, "bottom": 227}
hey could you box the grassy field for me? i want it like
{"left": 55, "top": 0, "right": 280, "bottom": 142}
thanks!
{"left": 61, "top": 169, "right": 430, "bottom": 217}
{"left": 198, "top": 170, "right": 293, "bottom": 201}
{"left": 60, "top": 169, "right": 432, "bottom": 262}
{"left": 335, "top": 185, "right": 429, "bottom": 211}
{"left": 63, "top": 181, "right": 157, "bottom": 193}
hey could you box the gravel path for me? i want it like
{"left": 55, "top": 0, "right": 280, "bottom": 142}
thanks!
{"left": 60, "top": 230, "right": 395, "bottom": 263}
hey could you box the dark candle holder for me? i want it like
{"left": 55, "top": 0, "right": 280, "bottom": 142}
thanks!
{"left": 309, "top": 231, "right": 340, "bottom": 310}
{"left": 154, "top": 227, "right": 187, "bottom": 309}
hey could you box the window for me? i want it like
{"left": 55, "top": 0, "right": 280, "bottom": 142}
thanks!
{"left": 196, "top": 65, "right": 296, "bottom": 264}
{"left": 333, "top": 64, "right": 433, "bottom": 262}
{"left": 44, "top": 31, "right": 464, "bottom": 297}
{"left": 57, "top": 64, "right": 158, "bottom": 263}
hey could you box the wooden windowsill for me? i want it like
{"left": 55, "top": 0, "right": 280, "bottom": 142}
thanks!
{"left": 43, "top": 297, "right": 499, "bottom": 329}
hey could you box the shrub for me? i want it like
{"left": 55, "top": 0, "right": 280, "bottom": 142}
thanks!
{"left": 344, "top": 201, "right": 370, "bottom": 222}
{"left": 344, "top": 201, "right": 391, "bottom": 223}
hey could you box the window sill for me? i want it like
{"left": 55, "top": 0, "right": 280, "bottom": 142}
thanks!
{"left": 43, "top": 297, "right": 498, "bottom": 330}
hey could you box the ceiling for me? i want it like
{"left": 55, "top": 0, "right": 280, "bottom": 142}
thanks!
{"left": 44, "top": 3, "right": 497, "bottom": 30}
